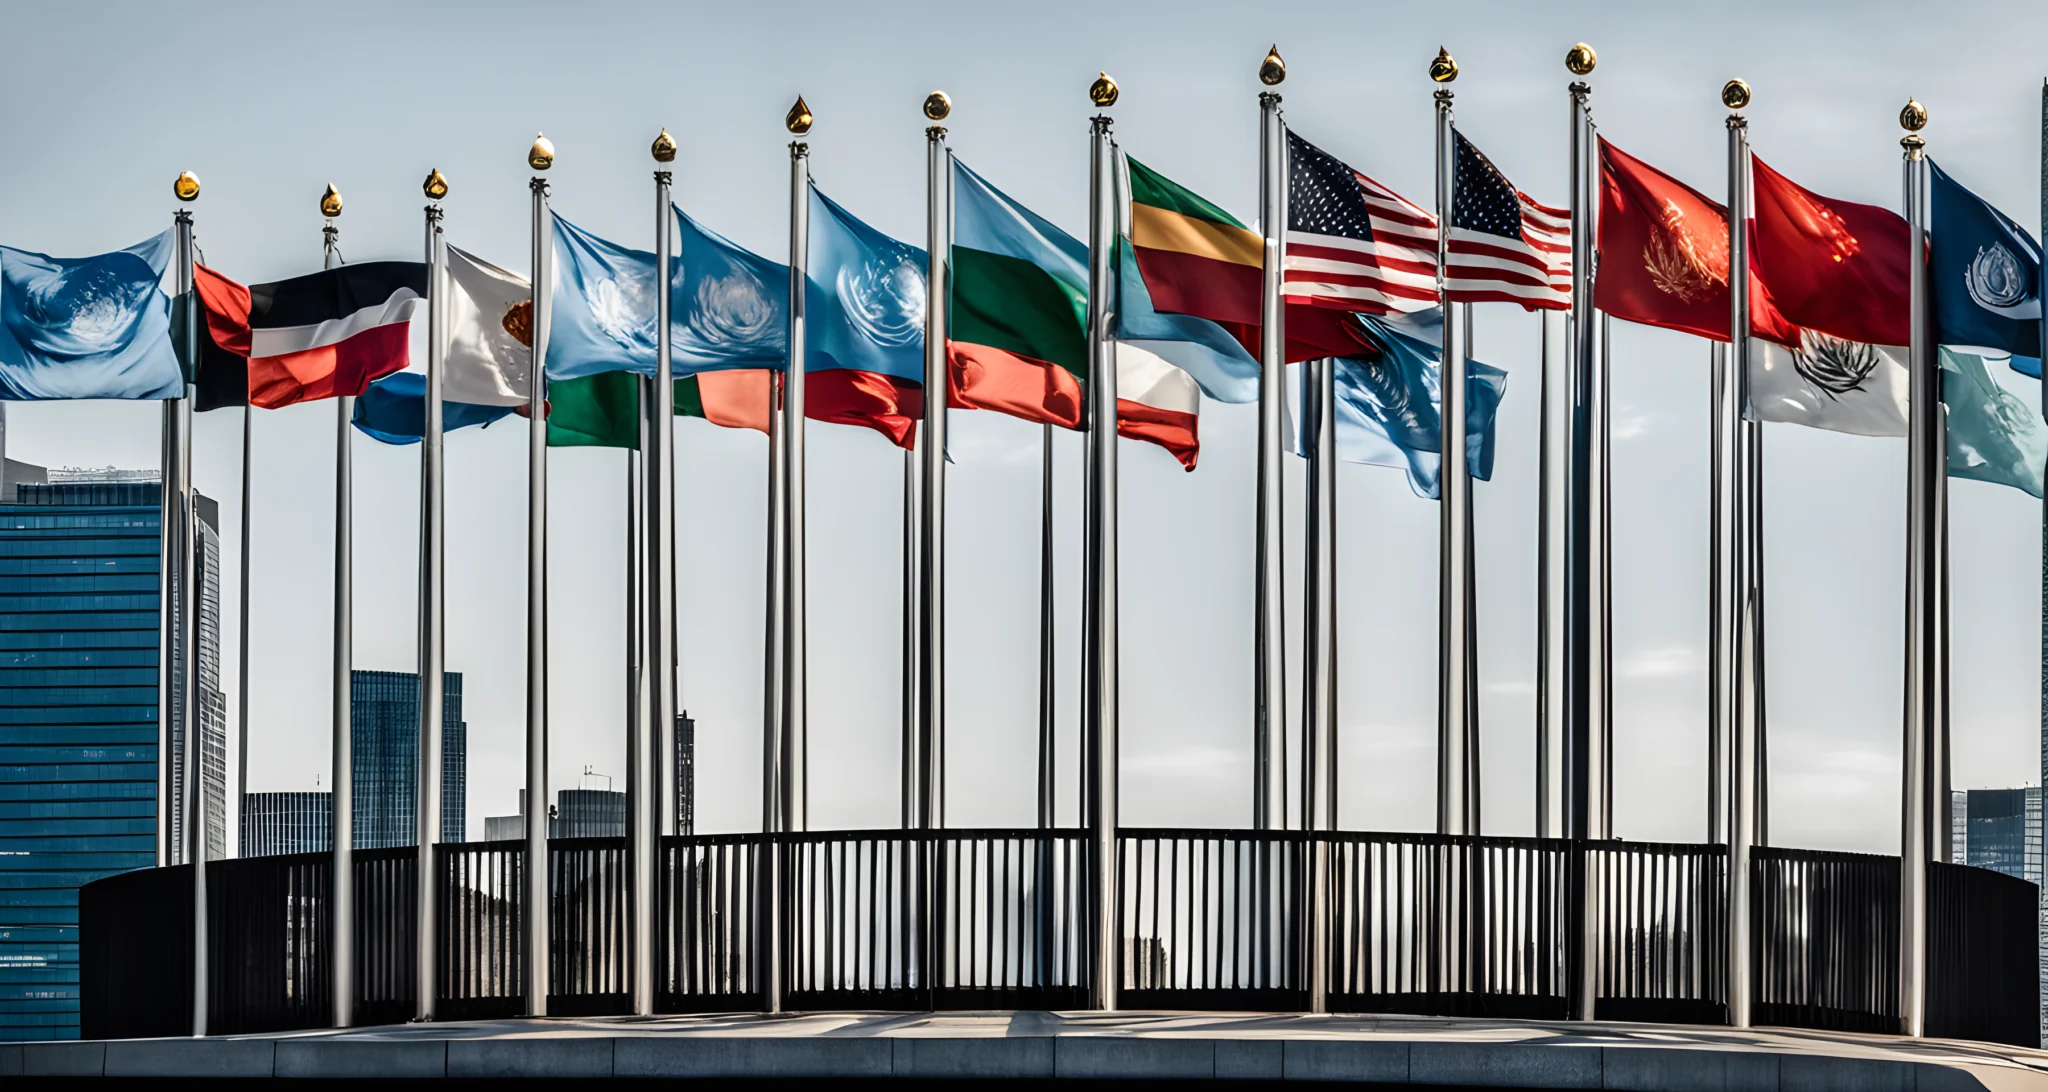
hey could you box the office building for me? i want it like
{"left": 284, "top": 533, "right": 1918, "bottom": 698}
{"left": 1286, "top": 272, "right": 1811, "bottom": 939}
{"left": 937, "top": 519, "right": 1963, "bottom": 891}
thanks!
{"left": 0, "top": 471, "right": 221, "bottom": 1041}
{"left": 351, "top": 669, "right": 466, "bottom": 848}
{"left": 483, "top": 786, "right": 627, "bottom": 842}
{"left": 675, "top": 713, "right": 695, "bottom": 837}
{"left": 1950, "top": 787, "right": 2043, "bottom": 885}
{"left": 239, "top": 791, "right": 332, "bottom": 857}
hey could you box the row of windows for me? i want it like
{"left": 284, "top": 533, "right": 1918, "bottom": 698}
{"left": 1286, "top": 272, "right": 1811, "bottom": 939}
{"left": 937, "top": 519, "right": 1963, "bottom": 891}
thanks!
{"left": 0, "top": 648, "right": 156, "bottom": 668}
{"left": 0, "top": 686, "right": 156, "bottom": 708}
{"left": 0, "top": 747, "right": 154, "bottom": 765}
{"left": 0, "top": 781, "right": 156, "bottom": 803}
{"left": 0, "top": 799, "right": 152, "bottom": 820}
{"left": 0, "top": 557, "right": 157, "bottom": 576}
{"left": 0, "top": 728, "right": 157, "bottom": 747}
{"left": 0, "top": 631, "right": 156, "bottom": 651}
{"left": 0, "top": 707, "right": 156, "bottom": 727}
{"left": 0, "top": 575, "right": 158, "bottom": 595}
{"left": 0, "top": 850, "right": 153, "bottom": 872}
{"left": 0, "top": 764, "right": 156, "bottom": 785}
{"left": 0, "top": 594, "right": 157, "bottom": 613}
{"left": 0, "top": 818, "right": 154, "bottom": 838}
{"left": 0, "top": 540, "right": 155, "bottom": 560}
{"left": 0, "top": 614, "right": 158, "bottom": 633}
{"left": 0, "top": 514, "right": 157, "bottom": 531}
{"left": 0, "top": 907, "right": 77, "bottom": 924}
{"left": 0, "top": 669, "right": 159, "bottom": 688}
{"left": 0, "top": 873, "right": 121, "bottom": 892}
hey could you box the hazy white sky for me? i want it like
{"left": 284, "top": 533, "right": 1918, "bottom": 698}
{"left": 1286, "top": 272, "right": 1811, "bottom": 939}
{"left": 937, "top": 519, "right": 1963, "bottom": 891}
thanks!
{"left": 4, "top": 1, "right": 2043, "bottom": 853}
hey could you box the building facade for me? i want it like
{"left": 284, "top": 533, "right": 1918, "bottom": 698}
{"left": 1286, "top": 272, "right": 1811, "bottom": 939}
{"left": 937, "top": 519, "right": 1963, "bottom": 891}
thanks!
{"left": 0, "top": 477, "right": 220, "bottom": 1041}
{"left": 351, "top": 669, "right": 466, "bottom": 848}
{"left": 675, "top": 713, "right": 694, "bottom": 837}
{"left": 1950, "top": 787, "right": 2044, "bottom": 885}
{"left": 239, "top": 791, "right": 332, "bottom": 857}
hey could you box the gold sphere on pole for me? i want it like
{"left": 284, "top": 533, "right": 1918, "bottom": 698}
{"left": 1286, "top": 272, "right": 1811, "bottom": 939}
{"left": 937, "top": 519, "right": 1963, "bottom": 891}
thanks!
{"left": 173, "top": 171, "right": 201, "bottom": 202}
{"left": 1721, "top": 79, "right": 1752, "bottom": 111}
{"left": 1900, "top": 98, "right": 1928, "bottom": 132}
{"left": 320, "top": 183, "right": 343, "bottom": 219}
{"left": 423, "top": 168, "right": 449, "bottom": 201}
{"left": 528, "top": 133, "right": 555, "bottom": 171}
{"left": 1259, "top": 44, "right": 1286, "bottom": 86}
{"left": 1429, "top": 46, "right": 1458, "bottom": 84}
{"left": 1565, "top": 42, "right": 1597, "bottom": 76}
{"left": 786, "top": 96, "right": 814, "bottom": 135}
{"left": 651, "top": 128, "right": 677, "bottom": 163}
{"left": 923, "top": 91, "right": 952, "bottom": 121}
{"left": 1088, "top": 73, "right": 1118, "bottom": 108}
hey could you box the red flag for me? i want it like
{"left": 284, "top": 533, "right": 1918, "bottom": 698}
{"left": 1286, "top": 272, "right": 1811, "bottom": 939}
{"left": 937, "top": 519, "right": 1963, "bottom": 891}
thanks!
{"left": 1593, "top": 138, "right": 1798, "bottom": 345}
{"left": 1749, "top": 155, "right": 1913, "bottom": 347}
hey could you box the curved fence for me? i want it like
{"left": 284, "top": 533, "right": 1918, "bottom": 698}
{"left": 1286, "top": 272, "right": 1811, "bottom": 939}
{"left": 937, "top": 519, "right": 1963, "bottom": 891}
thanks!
{"left": 78, "top": 828, "right": 2038, "bottom": 1047}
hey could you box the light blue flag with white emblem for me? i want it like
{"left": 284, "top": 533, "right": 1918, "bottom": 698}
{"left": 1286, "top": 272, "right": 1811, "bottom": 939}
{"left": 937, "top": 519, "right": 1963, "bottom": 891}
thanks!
{"left": 807, "top": 185, "right": 925, "bottom": 382}
{"left": 0, "top": 231, "right": 183, "bottom": 400}
{"left": 1297, "top": 308, "right": 1506, "bottom": 500}
{"left": 1942, "top": 346, "right": 2046, "bottom": 498}
{"left": 547, "top": 212, "right": 790, "bottom": 381}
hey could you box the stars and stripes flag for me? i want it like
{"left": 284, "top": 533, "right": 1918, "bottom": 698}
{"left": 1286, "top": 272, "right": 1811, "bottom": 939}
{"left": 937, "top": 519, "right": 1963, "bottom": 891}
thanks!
{"left": 1282, "top": 129, "right": 1570, "bottom": 315}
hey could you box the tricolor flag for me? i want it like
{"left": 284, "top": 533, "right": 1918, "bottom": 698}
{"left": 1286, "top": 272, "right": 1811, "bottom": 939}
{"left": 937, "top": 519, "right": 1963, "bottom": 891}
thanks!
{"left": 948, "top": 156, "right": 1087, "bottom": 429}
{"left": 546, "top": 369, "right": 775, "bottom": 449}
{"left": 244, "top": 261, "right": 426, "bottom": 408}
{"left": 188, "top": 262, "right": 253, "bottom": 411}
{"left": 1124, "top": 153, "right": 1365, "bottom": 363}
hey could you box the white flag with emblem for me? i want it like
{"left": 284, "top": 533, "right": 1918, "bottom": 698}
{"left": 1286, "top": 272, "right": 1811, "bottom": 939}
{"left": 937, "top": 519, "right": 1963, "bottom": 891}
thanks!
{"left": 443, "top": 244, "right": 534, "bottom": 406}
{"left": 1748, "top": 329, "right": 1908, "bottom": 438}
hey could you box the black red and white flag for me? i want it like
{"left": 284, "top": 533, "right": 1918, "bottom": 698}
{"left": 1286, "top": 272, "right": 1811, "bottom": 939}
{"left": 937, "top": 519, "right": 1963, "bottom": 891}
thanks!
{"left": 1446, "top": 131, "right": 1570, "bottom": 310}
{"left": 214, "top": 261, "right": 427, "bottom": 408}
{"left": 1282, "top": 130, "right": 1438, "bottom": 315}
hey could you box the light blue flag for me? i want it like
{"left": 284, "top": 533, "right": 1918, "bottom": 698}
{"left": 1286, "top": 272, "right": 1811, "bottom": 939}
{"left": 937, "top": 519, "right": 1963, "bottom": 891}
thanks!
{"left": 1942, "top": 347, "right": 2046, "bottom": 498}
{"left": 0, "top": 231, "right": 182, "bottom": 400}
{"left": 1299, "top": 308, "right": 1507, "bottom": 500}
{"left": 547, "top": 211, "right": 790, "bottom": 382}
{"left": 807, "top": 185, "right": 925, "bottom": 381}
{"left": 1115, "top": 242, "right": 1261, "bottom": 404}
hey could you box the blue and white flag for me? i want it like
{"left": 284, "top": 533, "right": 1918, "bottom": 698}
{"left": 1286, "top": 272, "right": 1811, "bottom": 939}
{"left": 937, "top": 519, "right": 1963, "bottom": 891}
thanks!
{"left": 0, "top": 231, "right": 183, "bottom": 400}
{"left": 1295, "top": 308, "right": 1506, "bottom": 500}
{"left": 807, "top": 186, "right": 925, "bottom": 382}
{"left": 1942, "top": 346, "right": 2047, "bottom": 499}
{"left": 1930, "top": 160, "right": 2042, "bottom": 376}
{"left": 547, "top": 213, "right": 661, "bottom": 381}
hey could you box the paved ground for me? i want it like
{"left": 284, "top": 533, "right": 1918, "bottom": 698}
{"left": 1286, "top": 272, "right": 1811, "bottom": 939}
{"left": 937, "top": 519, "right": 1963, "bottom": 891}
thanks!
{"left": 7, "top": 1010, "right": 2047, "bottom": 1087}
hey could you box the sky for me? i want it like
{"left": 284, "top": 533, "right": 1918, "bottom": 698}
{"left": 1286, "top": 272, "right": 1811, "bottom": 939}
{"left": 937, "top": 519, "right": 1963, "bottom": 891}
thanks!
{"left": 2, "top": 0, "right": 2043, "bottom": 854}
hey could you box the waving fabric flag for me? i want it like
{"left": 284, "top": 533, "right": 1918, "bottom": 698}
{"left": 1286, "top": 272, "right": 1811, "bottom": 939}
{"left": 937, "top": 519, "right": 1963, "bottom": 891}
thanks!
{"left": 806, "top": 186, "right": 926, "bottom": 448}
{"left": 1750, "top": 154, "right": 1913, "bottom": 348}
{"left": 1114, "top": 150, "right": 1261, "bottom": 407}
{"left": 948, "top": 157, "right": 1087, "bottom": 429}
{"left": 1942, "top": 347, "right": 2046, "bottom": 498}
{"left": 245, "top": 261, "right": 425, "bottom": 407}
{"left": 1296, "top": 308, "right": 1506, "bottom": 499}
{"left": 1283, "top": 132, "right": 1438, "bottom": 316}
{"left": 548, "top": 214, "right": 661, "bottom": 380}
{"left": 545, "top": 369, "right": 772, "bottom": 449}
{"left": 1446, "top": 131, "right": 1571, "bottom": 309}
{"left": 353, "top": 245, "right": 534, "bottom": 444}
{"left": 183, "top": 262, "right": 251, "bottom": 411}
{"left": 0, "top": 232, "right": 182, "bottom": 400}
{"left": 1126, "top": 153, "right": 1364, "bottom": 362}
{"left": 1929, "top": 160, "right": 2042, "bottom": 375}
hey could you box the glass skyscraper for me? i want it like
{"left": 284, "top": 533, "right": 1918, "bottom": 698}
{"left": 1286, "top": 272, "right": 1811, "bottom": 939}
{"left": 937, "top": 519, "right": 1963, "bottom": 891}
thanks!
{"left": 351, "top": 669, "right": 466, "bottom": 848}
{"left": 239, "top": 791, "right": 332, "bottom": 857}
{"left": 0, "top": 474, "right": 221, "bottom": 1041}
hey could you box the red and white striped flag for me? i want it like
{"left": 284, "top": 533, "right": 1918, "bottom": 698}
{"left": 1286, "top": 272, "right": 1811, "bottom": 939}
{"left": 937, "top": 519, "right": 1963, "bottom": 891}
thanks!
{"left": 1446, "top": 130, "right": 1570, "bottom": 310}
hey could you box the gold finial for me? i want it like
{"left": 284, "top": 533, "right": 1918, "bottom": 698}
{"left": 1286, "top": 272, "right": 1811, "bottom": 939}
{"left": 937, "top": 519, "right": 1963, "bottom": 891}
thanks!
{"left": 528, "top": 132, "right": 555, "bottom": 171}
{"left": 1900, "top": 98, "right": 1928, "bottom": 132}
{"left": 422, "top": 168, "right": 449, "bottom": 201}
{"left": 1429, "top": 46, "right": 1458, "bottom": 83}
{"left": 1259, "top": 44, "right": 1286, "bottom": 86}
{"left": 1565, "top": 42, "right": 1597, "bottom": 76}
{"left": 786, "top": 96, "right": 814, "bottom": 135}
{"left": 173, "top": 171, "right": 201, "bottom": 202}
{"left": 1089, "top": 72, "right": 1118, "bottom": 108}
{"left": 651, "top": 128, "right": 677, "bottom": 163}
{"left": 1721, "top": 79, "right": 1752, "bottom": 111}
{"left": 319, "top": 183, "right": 343, "bottom": 219}
{"left": 923, "top": 91, "right": 952, "bottom": 121}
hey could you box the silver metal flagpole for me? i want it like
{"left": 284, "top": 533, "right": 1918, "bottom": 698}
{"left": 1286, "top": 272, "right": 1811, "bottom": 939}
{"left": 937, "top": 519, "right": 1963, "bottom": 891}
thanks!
{"left": 157, "top": 378, "right": 175, "bottom": 868}
{"left": 902, "top": 444, "right": 917, "bottom": 829}
{"left": 414, "top": 180, "right": 448, "bottom": 1024}
{"left": 920, "top": 94, "right": 950, "bottom": 833}
{"left": 1084, "top": 74, "right": 1120, "bottom": 1013}
{"left": 654, "top": 150, "right": 679, "bottom": 842}
{"left": 1537, "top": 309, "right": 1561, "bottom": 839}
{"left": 1562, "top": 44, "right": 1598, "bottom": 1023}
{"left": 1723, "top": 80, "right": 1758, "bottom": 1028}
{"left": 524, "top": 135, "right": 554, "bottom": 1017}
{"left": 637, "top": 137, "right": 675, "bottom": 1019}
{"left": 171, "top": 184, "right": 207, "bottom": 1037}
{"left": 784, "top": 130, "right": 810, "bottom": 836}
{"left": 319, "top": 183, "right": 355, "bottom": 1029}
{"left": 1708, "top": 337, "right": 1733, "bottom": 846}
{"left": 1597, "top": 310, "right": 1614, "bottom": 838}
{"left": 1433, "top": 57, "right": 1476, "bottom": 837}
{"left": 1898, "top": 96, "right": 1933, "bottom": 1040}
{"left": 1301, "top": 352, "right": 1337, "bottom": 1012}
{"left": 1254, "top": 49, "right": 1289, "bottom": 831}
{"left": 1039, "top": 423, "right": 1056, "bottom": 829}
{"left": 764, "top": 361, "right": 785, "bottom": 842}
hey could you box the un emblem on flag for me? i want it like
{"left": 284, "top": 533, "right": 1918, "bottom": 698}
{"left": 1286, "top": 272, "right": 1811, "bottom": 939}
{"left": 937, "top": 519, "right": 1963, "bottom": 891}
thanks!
{"left": 1965, "top": 242, "right": 2029, "bottom": 313}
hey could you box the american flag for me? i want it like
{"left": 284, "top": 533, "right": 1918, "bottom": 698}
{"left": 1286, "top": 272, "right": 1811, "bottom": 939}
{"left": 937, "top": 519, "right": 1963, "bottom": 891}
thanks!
{"left": 1283, "top": 129, "right": 1571, "bottom": 315}
{"left": 1283, "top": 131, "right": 1438, "bottom": 315}
{"left": 1447, "top": 130, "right": 1570, "bottom": 310}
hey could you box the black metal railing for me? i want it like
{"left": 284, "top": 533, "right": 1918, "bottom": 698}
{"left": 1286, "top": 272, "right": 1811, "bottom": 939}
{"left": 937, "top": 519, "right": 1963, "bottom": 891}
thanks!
{"left": 78, "top": 828, "right": 2039, "bottom": 1048}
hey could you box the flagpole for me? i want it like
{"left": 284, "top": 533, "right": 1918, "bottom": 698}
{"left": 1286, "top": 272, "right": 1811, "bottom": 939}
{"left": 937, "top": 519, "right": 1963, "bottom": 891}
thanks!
{"left": 1083, "top": 77, "right": 1120, "bottom": 1014}
{"left": 654, "top": 154, "right": 679, "bottom": 844}
{"left": 901, "top": 443, "right": 917, "bottom": 830}
{"left": 1254, "top": 47, "right": 1288, "bottom": 832}
{"left": 157, "top": 385, "right": 174, "bottom": 868}
{"left": 637, "top": 139, "right": 676, "bottom": 1019}
{"left": 319, "top": 186, "right": 355, "bottom": 1030}
{"left": 1537, "top": 310, "right": 1559, "bottom": 839}
{"left": 170, "top": 185, "right": 207, "bottom": 1037}
{"left": 1301, "top": 353, "right": 1337, "bottom": 1010}
{"left": 920, "top": 97, "right": 950, "bottom": 833}
{"left": 1433, "top": 63, "right": 1477, "bottom": 837}
{"left": 1038, "top": 422, "right": 1056, "bottom": 829}
{"left": 1708, "top": 339, "right": 1732, "bottom": 846}
{"left": 1562, "top": 45, "right": 1598, "bottom": 1024}
{"left": 236, "top": 382, "right": 252, "bottom": 858}
{"left": 412, "top": 184, "right": 447, "bottom": 1024}
{"left": 764, "top": 366, "right": 785, "bottom": 841}
{"left": 1898, "top": 96, "right": 1934, "bottom": 1040}
{"left": 1721, "top": 80, "right": 1758, "bottom": 1029}
{"left": 1597, "top": 310, "right": 1614, "bottom": 837}
{"left": 784, "top": 133, "right": 810, "bottom": 836}
{"left": 524, "top": 136, "right": 554, "bottom": 1018}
